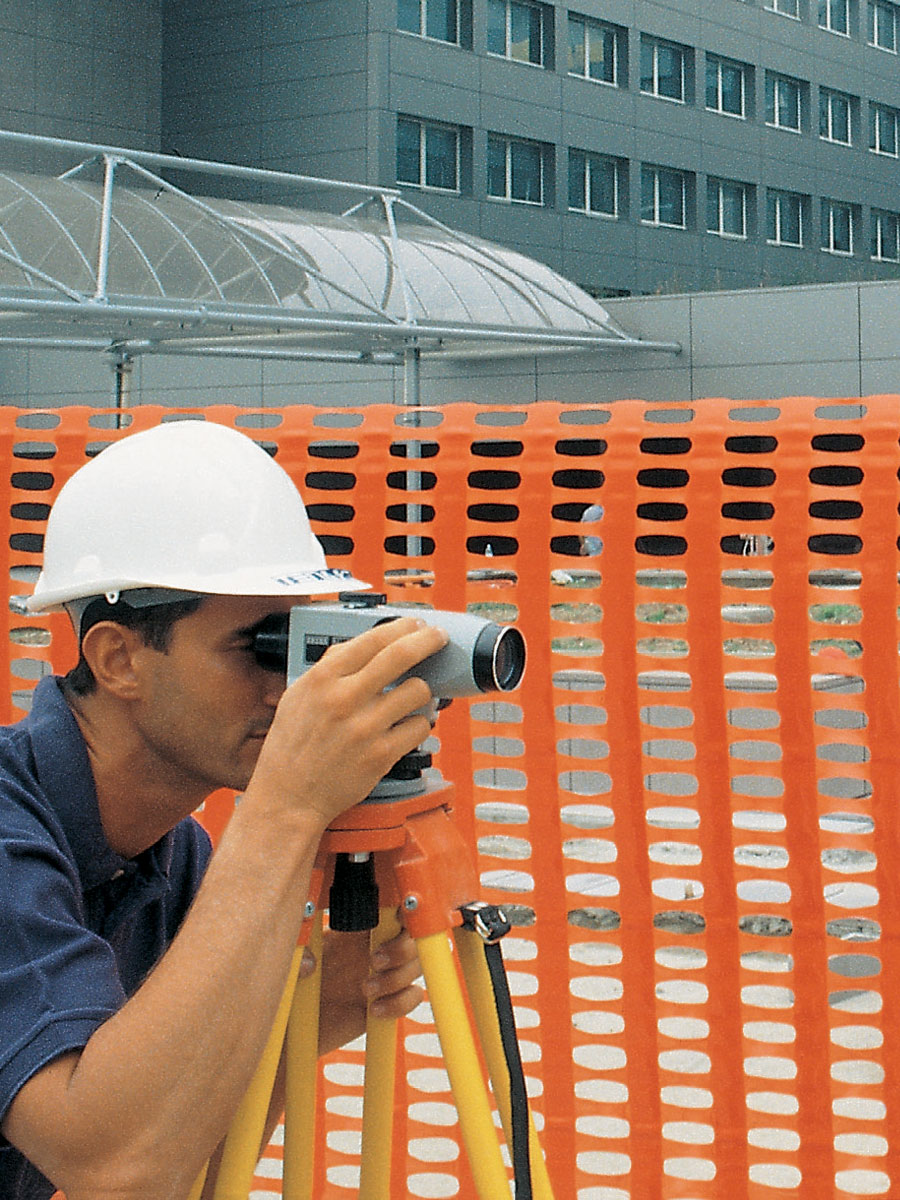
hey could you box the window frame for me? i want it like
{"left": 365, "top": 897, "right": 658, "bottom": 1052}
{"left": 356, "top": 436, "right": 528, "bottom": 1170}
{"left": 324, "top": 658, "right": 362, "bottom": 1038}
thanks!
{"left": 487, "top": 133, "right": 545, "bottom": 205}
{"left": 871, "top": 208, "right": 900, "bottom": 261}
{"left": 641, "top": 164, "right": 688, "bottom": 229}
{"left": 397, "top": 0, "right": 460, "bottom": 43}
{"left": 707, "top": 178, "right": 749, "bottom": 239}
{"left": 568, "top": 147, "right": 622, "bottom": 218}
{"left": 487, "top": 0, "right": 546, "bottom": 66}
{"left": 706, "top": 54, "right": 747, "bottom": 118}
{"left": 821, "top": 198, "right": 855, "bottom": 255}
{"left": 567, "top": 13, "right": 622, "bottom": 87}
{"left": 869, "top": 0, "right": 899, "bottom": 50}
{"left": 766, "top": 72, "right": 803, "bottom": 132}
{"left": 767, "top": 189, "right": 804, "bottom": 246}
{"left": 819, "top": 88, "right": 853, "bottom": 145}
{"left": 869, "top": 101, "right": 900, "bottom": 155}
{"left": 819, "top": 0, "right": 851, "bottom": 33}
{"left": 396, "top": 116, "right": 461, "bottom": 193}
{"left": 764, "top": 0, "right": 801, "bottom": 17}
{"left": 640, "top": 35, "right": 688, "bottom": 104}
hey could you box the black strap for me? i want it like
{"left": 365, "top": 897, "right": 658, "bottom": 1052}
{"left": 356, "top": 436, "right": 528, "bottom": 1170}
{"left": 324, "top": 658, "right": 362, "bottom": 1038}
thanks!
{"left": 460, "top": 903, "right": 533, "bottom": 1199}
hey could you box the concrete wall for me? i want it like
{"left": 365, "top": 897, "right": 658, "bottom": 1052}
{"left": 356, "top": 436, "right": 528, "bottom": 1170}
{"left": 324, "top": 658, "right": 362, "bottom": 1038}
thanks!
{"left": 161, "top": 0, "right": 375, "bottom": 193}
{"left": 2, "top": 276, "right": 898, "bottom": 409}
{"left": 0, "top": 0, "right": 161, "bottom": 172}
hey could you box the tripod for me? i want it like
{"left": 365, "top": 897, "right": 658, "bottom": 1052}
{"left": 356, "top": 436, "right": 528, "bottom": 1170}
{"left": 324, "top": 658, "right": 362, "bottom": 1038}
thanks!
{"left": 190, "top": 754, "right": 556, "bottom": 1200}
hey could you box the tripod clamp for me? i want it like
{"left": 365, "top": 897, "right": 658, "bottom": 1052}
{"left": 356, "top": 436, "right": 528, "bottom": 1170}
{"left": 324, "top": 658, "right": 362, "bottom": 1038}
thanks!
{"left": 460, "top": 900, "right": 511, "bottom": 944}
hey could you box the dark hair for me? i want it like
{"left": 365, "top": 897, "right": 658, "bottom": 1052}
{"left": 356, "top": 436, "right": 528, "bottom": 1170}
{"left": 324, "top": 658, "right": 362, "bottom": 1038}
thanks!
{"left": 64, "top": 595, "right": 205, "bottom": 696}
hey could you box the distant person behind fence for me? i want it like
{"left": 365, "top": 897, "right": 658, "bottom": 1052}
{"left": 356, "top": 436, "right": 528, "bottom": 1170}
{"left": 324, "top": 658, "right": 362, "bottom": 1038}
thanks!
{"left": 579, "top": 502, "right": 604, "bottom": 556}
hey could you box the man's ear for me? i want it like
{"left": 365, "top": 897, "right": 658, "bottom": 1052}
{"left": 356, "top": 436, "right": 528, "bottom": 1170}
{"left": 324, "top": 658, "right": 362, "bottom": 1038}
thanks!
{"left": 80, "top": 622, "right": 148, "bottom": 700}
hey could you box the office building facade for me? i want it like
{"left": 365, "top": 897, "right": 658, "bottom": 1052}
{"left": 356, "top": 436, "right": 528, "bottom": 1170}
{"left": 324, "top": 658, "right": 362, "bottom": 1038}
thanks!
{"left": 156, "top": 0, "right": 900, "bottom": 297}
{"left": 1, "top": 0, "right": 900, "bottom": 307}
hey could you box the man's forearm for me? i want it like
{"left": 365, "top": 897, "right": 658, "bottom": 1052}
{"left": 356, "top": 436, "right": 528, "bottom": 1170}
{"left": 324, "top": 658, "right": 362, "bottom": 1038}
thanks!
{"left": 3, "top": 799, "right": 326, "bottom": 1200}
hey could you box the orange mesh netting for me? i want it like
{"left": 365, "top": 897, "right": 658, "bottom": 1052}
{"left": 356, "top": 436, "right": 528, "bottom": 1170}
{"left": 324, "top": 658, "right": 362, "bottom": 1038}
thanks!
{"left": 7, "top": 396, "right": 899, "bottom": 1199}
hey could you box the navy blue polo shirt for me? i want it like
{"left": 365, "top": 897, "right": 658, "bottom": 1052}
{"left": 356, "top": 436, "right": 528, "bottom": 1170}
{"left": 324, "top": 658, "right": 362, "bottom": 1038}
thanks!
{"left": 0, "top": 676, "right": 212, "bottom": 1199}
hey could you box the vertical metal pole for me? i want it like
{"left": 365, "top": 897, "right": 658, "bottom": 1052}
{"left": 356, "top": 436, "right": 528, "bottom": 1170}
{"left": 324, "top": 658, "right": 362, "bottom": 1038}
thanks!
{"left": 402, "top": 342, "right": 424, "bottom": 560}
{"left": 402, "top": 342, "right": 421, "bottom": 409}
{"left": 94, "top": 155, "right": 119, "bottom": 301}
{"left": 112, "top": 350, "right": 133, "bottom": 429}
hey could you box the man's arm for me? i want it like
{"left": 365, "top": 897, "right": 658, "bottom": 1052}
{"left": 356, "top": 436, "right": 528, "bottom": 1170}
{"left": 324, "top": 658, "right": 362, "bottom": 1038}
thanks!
{"left": 1, "top": 618, "right": 445, "bottom": 1200}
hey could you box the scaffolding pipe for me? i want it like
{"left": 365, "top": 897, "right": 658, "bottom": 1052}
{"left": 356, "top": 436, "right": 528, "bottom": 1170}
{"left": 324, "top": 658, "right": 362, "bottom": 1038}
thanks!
{"left": 0, "top": 295, "right": 682, "bottom": 352}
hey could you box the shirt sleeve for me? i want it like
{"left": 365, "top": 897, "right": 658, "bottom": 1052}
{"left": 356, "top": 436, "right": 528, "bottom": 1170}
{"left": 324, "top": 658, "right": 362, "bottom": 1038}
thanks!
{"left": 0, "top": 804, "right": 126, "bottom": 1125}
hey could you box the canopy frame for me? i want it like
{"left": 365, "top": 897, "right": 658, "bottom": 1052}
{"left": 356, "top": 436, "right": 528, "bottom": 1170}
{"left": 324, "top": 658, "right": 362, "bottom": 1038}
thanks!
{"left": 0, "top": 129, "right": 680, "bottom": 401}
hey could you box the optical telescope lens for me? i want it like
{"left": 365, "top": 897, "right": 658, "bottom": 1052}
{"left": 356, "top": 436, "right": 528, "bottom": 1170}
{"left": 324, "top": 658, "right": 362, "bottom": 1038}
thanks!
{"left": 473, "top": 624, "right": 526, "bottom": 692}
{"left": 493, "top": 626, "right": 526, "bottom": 690}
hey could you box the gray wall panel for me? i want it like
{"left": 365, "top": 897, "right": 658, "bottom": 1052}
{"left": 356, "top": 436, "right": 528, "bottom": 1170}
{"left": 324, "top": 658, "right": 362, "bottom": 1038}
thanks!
{"left": 690, "top": 286, "right": 860, "bottom": 366}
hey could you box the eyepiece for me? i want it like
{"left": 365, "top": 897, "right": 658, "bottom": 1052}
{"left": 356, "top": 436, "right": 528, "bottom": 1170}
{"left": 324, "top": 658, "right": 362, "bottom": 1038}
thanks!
{"left": 252, "top": 612, "right": 289, "bottom": 674}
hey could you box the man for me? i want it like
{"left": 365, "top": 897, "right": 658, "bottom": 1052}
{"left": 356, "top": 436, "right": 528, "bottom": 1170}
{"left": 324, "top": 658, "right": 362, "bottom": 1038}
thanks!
{"left": 0, "top": 420, "right": 448, "bottom": 1199}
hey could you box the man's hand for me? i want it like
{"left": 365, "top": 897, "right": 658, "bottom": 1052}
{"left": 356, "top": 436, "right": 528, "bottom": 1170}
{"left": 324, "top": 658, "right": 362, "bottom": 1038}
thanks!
{"left": 310, "top": 922, "right": 425, "bottom": 1054}
{"left": 247, "top": 617, "right": 449, "bottom": 831}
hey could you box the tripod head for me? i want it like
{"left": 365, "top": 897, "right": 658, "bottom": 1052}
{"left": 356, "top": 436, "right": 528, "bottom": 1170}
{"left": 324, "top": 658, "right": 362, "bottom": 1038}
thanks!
{"left": 328, "top": 744, "right": 443, "bottom": 931}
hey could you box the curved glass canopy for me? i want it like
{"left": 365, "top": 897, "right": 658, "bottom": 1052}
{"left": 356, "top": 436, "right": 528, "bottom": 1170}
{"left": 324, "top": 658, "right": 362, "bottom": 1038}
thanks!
{"left": 0, "top": 131, "right": 680, "bottom": 365}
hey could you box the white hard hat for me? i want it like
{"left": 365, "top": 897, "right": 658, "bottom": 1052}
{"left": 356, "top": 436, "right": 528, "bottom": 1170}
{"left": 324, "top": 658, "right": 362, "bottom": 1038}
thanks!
{"left": 25, "top": 420, "right": 369, "bottom": 613}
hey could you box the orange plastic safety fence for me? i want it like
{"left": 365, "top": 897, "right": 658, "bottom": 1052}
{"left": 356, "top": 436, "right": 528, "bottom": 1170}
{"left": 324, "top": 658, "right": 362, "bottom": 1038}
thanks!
{"left": 4, "top": 397, "right": 900, "bottom": 1199}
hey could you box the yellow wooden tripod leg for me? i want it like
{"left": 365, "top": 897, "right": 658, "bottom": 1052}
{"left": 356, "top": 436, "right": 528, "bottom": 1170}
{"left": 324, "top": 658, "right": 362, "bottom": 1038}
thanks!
{"left": 186, "top": 1162, "right": 209, "bottom": 1200}
{"left": 455, "top": 929, "right": 556, "bottom": 1199}
{"left": 282, "top": 913, "right": 324, "bottom": 1200}
{"left": 417, "top": 931, "right": 511, "bottom": 1199}
{"left": 212, "top": 944, "right": 305, "bottom": 1200}
{"left": 359, "top": 908, "right": 402, "bottom": 1200}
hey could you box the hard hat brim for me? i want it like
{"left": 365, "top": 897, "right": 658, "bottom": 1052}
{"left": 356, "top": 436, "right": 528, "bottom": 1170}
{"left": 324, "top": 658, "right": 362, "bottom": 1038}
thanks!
{"left": 24, "top": 565, "right": 370, "bottom": 614}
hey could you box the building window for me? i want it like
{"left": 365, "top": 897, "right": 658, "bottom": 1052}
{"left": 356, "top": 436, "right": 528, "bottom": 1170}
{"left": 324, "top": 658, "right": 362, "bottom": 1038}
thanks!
{"left": 397, "top": 117, "right": 459, "bottom": 191}
{"left": 567, "top": 13, "right": 624, "bottom": 86}
{"left": 821, "top": 199, "right": 854, "bottom": 253}
{"left": 869, "top": 0, "right": 899, "bottom": 48}
{"left": 487, "top": 134, "right": 544, "bottom": 203}
{"left": 871, "top": 209, "right": 900, "bottom": 260}
{"left": 765, "top": 0, "right": 800, "bottom": 16}
{"left": 820, "top": 88, "right": 853, "bottom": 144}
{"left": 766, "top": 72, "right": 803, "bottom": 131}
{"left": 869, "top": 102, "right": 900, "bottom": 154}
{"left": 397, "top": 0, "right": 458, "bottom": 42}
{"left": 640, "top": 36, "right": 689, "bottom": 103}
{"left": 706, "top": 55, "right": 748, "bottom": 117}
{"left": 569, "top": 149, "right": 623, "bottom": 217}
{"left": 819, "top": 0, "right": 850, "bottom": 32}
{"left": 767, "top": 189, "right": 804, "bottom": 245}
{"left": 707, "top": 178, "right": 749, "bottom": 238}
{"left": 487, "top": 0, "right": 547, "bottom": 65}
{"left": 641, "top": 165, "right": 687, "bottom": 228}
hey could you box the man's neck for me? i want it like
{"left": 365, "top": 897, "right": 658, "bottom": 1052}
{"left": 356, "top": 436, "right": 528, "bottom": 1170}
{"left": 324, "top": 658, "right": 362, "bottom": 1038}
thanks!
{"left": 63, "top": 684, "right": 206, "bottom": 860}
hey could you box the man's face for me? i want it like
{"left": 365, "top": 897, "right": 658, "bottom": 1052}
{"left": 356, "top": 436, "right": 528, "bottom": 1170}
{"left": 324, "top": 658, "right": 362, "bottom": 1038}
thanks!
{"left": 130, "top": 594, "right": 296, "bottom": 797}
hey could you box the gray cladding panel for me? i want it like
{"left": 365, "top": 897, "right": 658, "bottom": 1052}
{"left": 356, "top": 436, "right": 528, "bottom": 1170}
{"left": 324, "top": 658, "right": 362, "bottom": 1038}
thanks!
{"left": 690, "top": 286, "right": 861, "bottom": 367}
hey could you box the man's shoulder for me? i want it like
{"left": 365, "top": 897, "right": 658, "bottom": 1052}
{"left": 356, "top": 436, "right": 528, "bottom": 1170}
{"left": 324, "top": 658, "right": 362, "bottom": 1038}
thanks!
{"left": 0, "top": 713, "right": 45, "bottom": 812}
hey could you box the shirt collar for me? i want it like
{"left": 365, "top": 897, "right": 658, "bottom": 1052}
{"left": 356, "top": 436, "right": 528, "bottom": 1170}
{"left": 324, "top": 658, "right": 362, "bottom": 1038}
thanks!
{"left": 28, "top": 676, "right": 175, "bottom": 891}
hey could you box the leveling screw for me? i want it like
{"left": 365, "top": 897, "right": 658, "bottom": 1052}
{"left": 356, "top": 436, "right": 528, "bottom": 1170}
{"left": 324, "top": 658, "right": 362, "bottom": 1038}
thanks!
{"left": 403, "top": 895, "right": 419, "bottom": 912}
